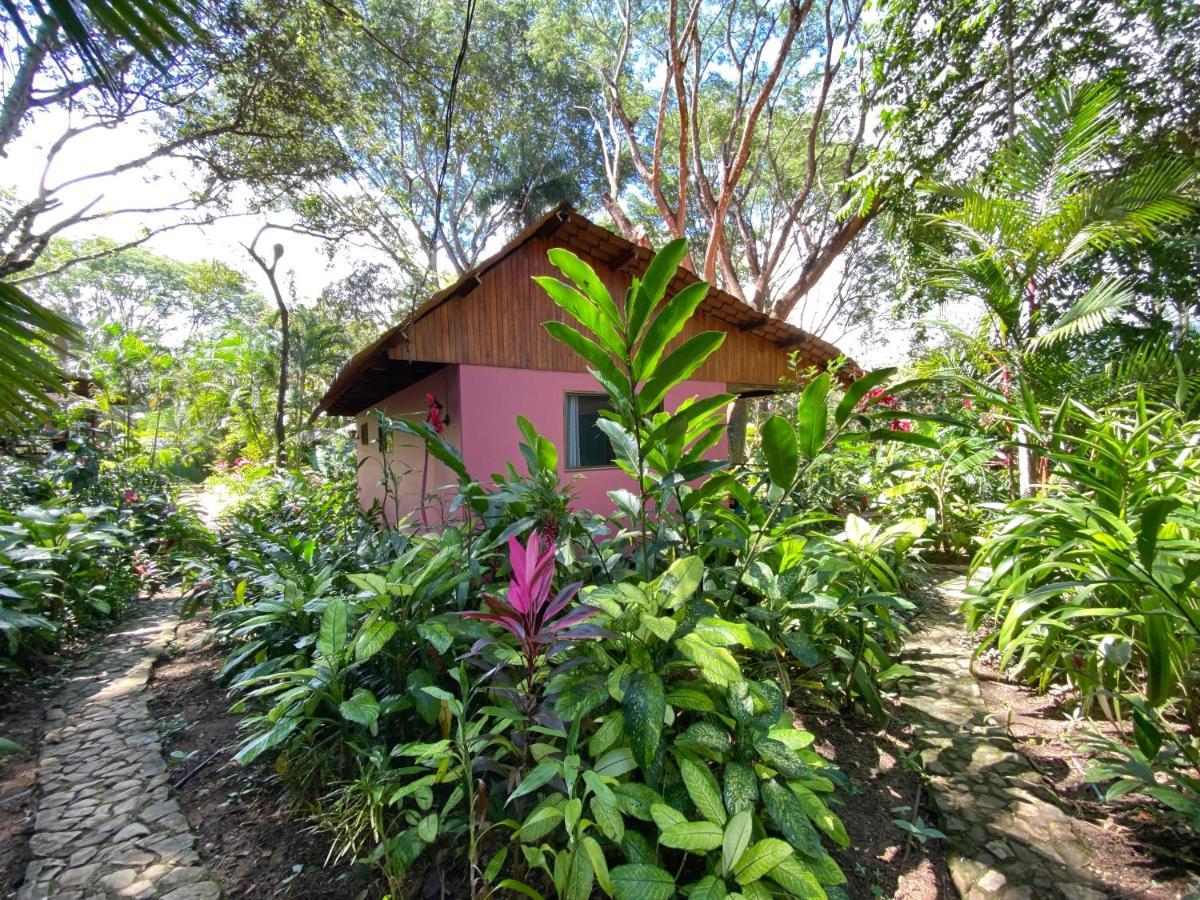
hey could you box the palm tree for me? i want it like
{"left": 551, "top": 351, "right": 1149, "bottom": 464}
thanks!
{"left": 923, "top": 82, "right": 1196, "bottom": 493}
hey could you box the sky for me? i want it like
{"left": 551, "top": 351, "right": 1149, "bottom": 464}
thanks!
{"left": 6, "top": 103, "right": 967, "bottom": 369}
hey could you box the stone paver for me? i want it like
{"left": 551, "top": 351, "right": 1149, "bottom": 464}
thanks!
{"left": 897, "top": 575, "right": 1106, "bottom": 900}
{"left": 18, "top": 600, "right": 222, "bottom": 900}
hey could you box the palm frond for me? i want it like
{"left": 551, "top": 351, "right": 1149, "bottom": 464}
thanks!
{"left": 0, "top": 282, "right": 81, "bottom": 426}
{"left": 995, "top": 83, "right": 1120, "bottom": 209}
{"left": 1028, "top": 277, "right": 1133, "bottom": 350}
{"left": 0, "top": 0, "right": 199, "bottom": 91}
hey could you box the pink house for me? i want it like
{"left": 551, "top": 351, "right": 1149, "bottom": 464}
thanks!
{"left": 316, "top": 206, "right": 849, "bottom": 526}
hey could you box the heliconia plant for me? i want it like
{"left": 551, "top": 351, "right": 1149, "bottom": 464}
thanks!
{"left": 461, "top": 531, "right": 600, "bottom": 690}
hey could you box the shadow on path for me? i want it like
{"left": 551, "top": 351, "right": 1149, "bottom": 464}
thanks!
{"left": 896, "top": 576, "right": 1107, "bottom": 900}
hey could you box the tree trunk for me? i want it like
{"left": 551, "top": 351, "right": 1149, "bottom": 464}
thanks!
{"left": 728, "top": 397, "right": 750, "bottom": 465}
{"left": 272, "top": 288, "right": 289, "bottom": 468}
{"left": 0, "top": 22, "right": 53, "bottom": 157}
{"left": 244, "top": 234, "right": 289, "bottom": 469}
{"left": 1016, "top": 424, "right": 1034, "bottom": 497}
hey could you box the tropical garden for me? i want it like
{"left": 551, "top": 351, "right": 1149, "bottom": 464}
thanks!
{"left": 1, "top": 0, "right": 1198, "bottom": 897}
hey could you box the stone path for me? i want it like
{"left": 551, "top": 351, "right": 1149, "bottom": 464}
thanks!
{"left": 897, "top": 574, "right": 1105, "bottom": 900}
{"left": 18, "top": 599, "right": 222, "bottom": 900}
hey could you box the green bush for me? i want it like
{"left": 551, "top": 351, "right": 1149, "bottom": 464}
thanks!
{"left": 198, "top": 241, "right": 947, "bottom": 897}
{"left": 0, "top": 452, "right": 206, "bottom": 673}
{"left": 967, "top": 392, "right": 1200, "bottom": 825}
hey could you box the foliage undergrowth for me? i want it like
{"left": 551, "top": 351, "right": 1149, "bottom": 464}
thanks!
{"left": 0, "top": 447, "right": 206, "bottom": 676}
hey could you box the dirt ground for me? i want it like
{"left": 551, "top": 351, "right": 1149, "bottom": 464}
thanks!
{"left": 0, "top": 680, "right": 46, "bottom": 898}
{"left": 973, "top": 652, "right": 1200, "bottom": 898}
{"left": 147, "top": 618, "right": 367, "bottom": 899}
{"left": 801, "top": 708, "right": 951, "bottom": 900}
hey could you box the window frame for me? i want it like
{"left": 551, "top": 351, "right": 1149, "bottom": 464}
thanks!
{"left": 563, "top": 392, "right": 618, "bottom": 471}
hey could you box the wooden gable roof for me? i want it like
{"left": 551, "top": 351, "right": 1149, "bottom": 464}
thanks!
{"left": 318, "top": 204, "right": 856, "bottom": 417}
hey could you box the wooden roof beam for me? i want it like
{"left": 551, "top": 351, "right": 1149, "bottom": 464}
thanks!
{"left": 737, "top": 315, "right": 770, "bottom": 332}
{"left": 536, "top": 208, "right": 569, "bottom": 238}
{"left": 778, "top": 335, "right": 810, "bottom": 349}
{"left": 609, "top": 246, "right": 640, "bottom": 271}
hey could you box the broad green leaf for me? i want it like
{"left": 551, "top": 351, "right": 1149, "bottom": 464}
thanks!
{"left": 346, "top": 573, "right": 389, "bottom": 596}
{"left": 653, "top": 555, "right": 705, "bottom": 609}
{"left": 675, "top": 721, "right": 731, "bottom": 755}
{"left": 566, "top": 841, "right": 594, "bottom": 900}
{"left": 623, "top": 670, "right": 667, "bottom": 774}
{"left": 548, "top": 247, "right": 624, "bottom": 330}
{"left": 389, "top": 418, "right": 471, "bottom": 481}
{"left": 796, "top": 373, "right": 831, "bottom": 459}
{"left": 634, "top": 281, "right": 709, "bottom": 380}
{"left": 233, "top": 716, "right": 300, "bottom": 764}
{"left": 641, "top": 613, "right": 677, "bottom": 641}
{"left": 629, "top": 238, "right": 690, "bottom": 343}
{"left": 688, "top": 876, "right": 730, "bottom": 900}
{"left": 723, "top": 762, "right": 758, "bottom": 815}
{"left": 867, "top": 428, "right": 939, "bottom": 450}
{"left": 611, "top": 864, "right": 676, "bottom": 900}
{"left": 660, "top": 820, "right": 724, "bottom": 853}
{"left": 640, "top": 332, "right": 726, "bottom": 413}
{"left": 693, "top": 616, "right": 774, "bottom": 652}
{"left": 592, "top": 795, "right": 625, "bottom": 843}
{"left": 543, "top": 321, "right": 631, "bottom": 397}
{"left": 767, "top": 854, "right": 827, "bottom": 898}
{"left": 760, "top": 780, "right": 823, "bottom": 858}
{"left": 582, "top": 835, "right": 612, "bottom": 897}
{"left": 338, "top": 688, "right": 380, "bottom": 728}
{"left": 594, "top": 747, "right": 638, "bottom": 778}
{"left": 677, "top": 753, "right": 726, "bottom": 824}
{"left": 1137, "top": 498, "right": 1179, "bottom": 569}
{"left": 677, "top": 634, "right": 742, "bottom": 687}
{"left": 353, "top": 619, "right": 397, "bottom": 662}
{"left": 613, "top": 783, "right": 664, "bottom": 821}
{"left": 589, "top": 712, "right": 626, "bottom": 758}
{"left": 650, "top": 802, "right": 687, "bottom": 831}
{"left": 508, "top": 760, "right": 558, "bottom": 804}
{"left": 723, "top": 809, "right": 753, "bottom": 872}
{"left": 1143, "top": 605, "right": 1175, "bottom": 705}
{"left": 788, "top": 783, "right": 849, "bottom": 847}
{"left": 834, "top": 367, "right": 897, "bottom": 426}
{"left": 761, "top": 415, "right": 799, "bottom": 487}
{"left": 416, "top": 620, "right": 453, "bottom": 654}
{"left": 564, "top": 796, "right": 583, "bottom": 834}
{"left": 534, "top": 276, "right": 625, "bottom": 357}
{"left": 733, "top": 838, "right": 794, "bottom": 884}
{"left": 317, "top": 598, "right": 348, "bottom": 663}
{"left": 417, "top": 812, "right": 439, "bottom": 842}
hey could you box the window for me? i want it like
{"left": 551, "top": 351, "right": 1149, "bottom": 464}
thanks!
{"left": 565, "top": 393, "right": 615, "bottom": 469}
{"left": 359, "top": 421, "right": 370, "bottom": 445}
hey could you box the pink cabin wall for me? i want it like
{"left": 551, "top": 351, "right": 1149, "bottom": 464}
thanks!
{"left": 355, "top": 366, "right": 463, "bottom": 527}
{"left": 457, "top": 364, "right": 729, "bottom": 514}
{"left": 359, "top": 364, "right": 731, "bottom": 525}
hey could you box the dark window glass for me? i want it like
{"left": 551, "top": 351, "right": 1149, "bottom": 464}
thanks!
{"left": 566, "top": 394, "right": 615, "bottom": 468}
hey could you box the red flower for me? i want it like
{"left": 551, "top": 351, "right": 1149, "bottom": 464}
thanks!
{"left": 426, "top": 394, "right": 446, "bottom": 434}
{"left": 961, "top": 397, "right": 974, "bottom": 410}
{"left": 890, "top": 419, "right": 913, "bottom": 432}
{"left": 123, "top": 490, "right": 140, "bottom": 504}
{"left": 862, "top": 387, "right": 900, "bottom": 411}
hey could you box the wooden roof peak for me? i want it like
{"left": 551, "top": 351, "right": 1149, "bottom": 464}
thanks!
{"left": 316, "top": 204, "right": 858, "bottom": 417}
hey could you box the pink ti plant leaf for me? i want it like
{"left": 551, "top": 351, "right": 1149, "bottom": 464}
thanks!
{"left": 460, "top": 531, "right": 600, "bottom": 689}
